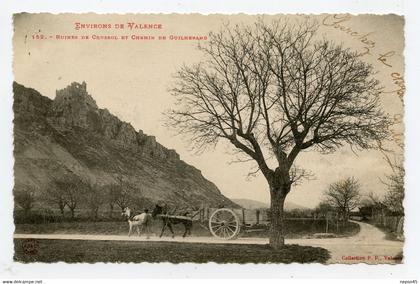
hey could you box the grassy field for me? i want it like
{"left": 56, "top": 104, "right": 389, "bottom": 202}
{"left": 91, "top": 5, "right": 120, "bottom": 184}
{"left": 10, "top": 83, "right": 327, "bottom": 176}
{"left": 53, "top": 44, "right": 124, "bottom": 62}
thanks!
{"left": 15, "top": 219, "right": 360, "bottom": 239}
{"left": 14, "top": 238, "right": 330, "bottom": 263}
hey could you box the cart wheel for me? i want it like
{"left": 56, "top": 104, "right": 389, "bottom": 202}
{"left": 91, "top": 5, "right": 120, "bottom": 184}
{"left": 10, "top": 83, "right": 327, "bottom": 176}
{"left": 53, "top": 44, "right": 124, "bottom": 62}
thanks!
{"left": 209, "top": 208, "right": 240, "bottom": 239}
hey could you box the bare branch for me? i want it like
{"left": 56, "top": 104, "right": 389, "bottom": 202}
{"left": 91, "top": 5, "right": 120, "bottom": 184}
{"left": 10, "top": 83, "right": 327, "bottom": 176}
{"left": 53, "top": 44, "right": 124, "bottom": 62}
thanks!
{"left": 166, "top": 17, "right": 392, "bottom": 194}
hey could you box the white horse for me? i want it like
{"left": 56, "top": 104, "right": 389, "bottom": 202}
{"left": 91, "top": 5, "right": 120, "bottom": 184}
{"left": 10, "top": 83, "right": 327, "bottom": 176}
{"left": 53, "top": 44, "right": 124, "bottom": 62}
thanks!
{"left": 121, "top": 207, "right": 151, "bottom": 238}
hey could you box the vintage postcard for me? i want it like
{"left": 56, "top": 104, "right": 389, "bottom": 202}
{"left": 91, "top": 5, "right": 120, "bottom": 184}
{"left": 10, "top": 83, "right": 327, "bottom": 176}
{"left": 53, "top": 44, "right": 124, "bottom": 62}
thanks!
{"left": 11, "top": 13, "right": 405, "bottom": 265}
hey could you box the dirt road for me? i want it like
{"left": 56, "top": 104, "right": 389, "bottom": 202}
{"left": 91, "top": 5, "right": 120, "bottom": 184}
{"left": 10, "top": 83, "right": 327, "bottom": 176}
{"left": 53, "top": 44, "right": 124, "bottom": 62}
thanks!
{"left": 288, "top": 221, "right": 404, "bottom": 264}
{"left": 14, "top": 221, "right": 403, "bottom": 264}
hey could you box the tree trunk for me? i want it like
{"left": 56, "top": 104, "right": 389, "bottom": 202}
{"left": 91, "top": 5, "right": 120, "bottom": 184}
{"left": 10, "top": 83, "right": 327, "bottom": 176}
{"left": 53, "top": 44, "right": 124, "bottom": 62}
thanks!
{"left": 265, "top": 159, "right": 291, "bottom": 250}
{"left": 109, "top": 203, "right": 114, "bottom": 217}
{"left": 59, "top": 202, "right": 65, "bottom": 217}
{"left": 70, "top": 207, "right": 75, "bottom": 219}
{"left": 342, "top": 209, "right": 348, "bottom": 225}
{"left": 23, "top": 208, "right": 30, "bottom": 216}
{"left": 93, "top": 208, "right": 99, "bottom": 220}
{"left": 269, "top": 187, "right": 287, "bottom": 250}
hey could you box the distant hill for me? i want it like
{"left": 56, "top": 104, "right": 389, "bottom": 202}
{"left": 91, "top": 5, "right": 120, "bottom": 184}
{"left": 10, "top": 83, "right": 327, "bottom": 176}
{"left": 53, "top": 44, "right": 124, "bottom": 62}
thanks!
{"left": 232, "top": 198, "right": 308, "bottom": 211}
{"left": 13, "top": 81, "right": 237, "bottom": 210}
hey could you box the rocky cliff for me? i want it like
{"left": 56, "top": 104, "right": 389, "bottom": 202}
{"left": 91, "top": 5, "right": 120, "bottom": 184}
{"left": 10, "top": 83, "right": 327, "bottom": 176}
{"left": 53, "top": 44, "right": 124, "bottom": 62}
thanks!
{"left": 13, "top": 82, "right": 236, "bottom": 210}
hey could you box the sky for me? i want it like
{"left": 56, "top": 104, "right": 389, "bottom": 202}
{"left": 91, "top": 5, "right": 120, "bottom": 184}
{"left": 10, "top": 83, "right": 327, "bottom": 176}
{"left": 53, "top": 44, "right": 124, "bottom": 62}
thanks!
{"left": 12, "top": 13, "right": 404, "bottom": 208}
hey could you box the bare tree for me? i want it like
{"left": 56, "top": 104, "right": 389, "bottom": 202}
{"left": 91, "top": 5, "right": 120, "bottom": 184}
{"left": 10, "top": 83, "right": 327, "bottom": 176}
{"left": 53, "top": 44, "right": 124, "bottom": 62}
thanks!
{"left": 52, "top": 173, "right": 86, "bottom": 219}
{"left": 111, "top": 176, "right": 133, "bottom": 211}
{"left": 366, "top": 191, "right": 383, "bottom": 208}
{"left": 104, "top": 181, "right": 134, "bottom": 217}
{"left": 105, "top": 184, "right": 119, "bottom": 216}
{"left": 46, "top": 181, "right": 67, "bottom": 217}
{"left": 167, "top": 18, "right": 391, "bottom": 249}
{"left": 383, "top": 164, "right": 404, "bottom": 215}
{"left": 85, "top": 183, "right": 105, "bottom": 220}
{"left": 323, "top": 177, "right": 361, "bottom": 222}
{"left": 14, "top": 185, "right": 35, "bottom": 215}
{"left": 65, "top": 176, "right": 87, "bottom": 219}
{"left": 114, "top": 187, "right": 132, "bottom": 211}
{"left": 363, "top": 161, "right": 404, "bottom": 217}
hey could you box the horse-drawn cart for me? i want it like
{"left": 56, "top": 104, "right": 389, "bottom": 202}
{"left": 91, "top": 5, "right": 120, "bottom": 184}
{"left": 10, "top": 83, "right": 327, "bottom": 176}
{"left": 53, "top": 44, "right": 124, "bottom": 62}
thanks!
{"left": 153, "top": 204, "right": 269, "bottom": 240}
{"left": 200, "top": 207, "right": 269, "bottom": 240}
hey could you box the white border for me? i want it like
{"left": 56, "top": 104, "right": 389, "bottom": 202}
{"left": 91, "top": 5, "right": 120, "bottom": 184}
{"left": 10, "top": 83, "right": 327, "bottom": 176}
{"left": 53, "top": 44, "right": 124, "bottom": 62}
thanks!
{"left": 1, "top": 0, "right": 419, "bottom": 279}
